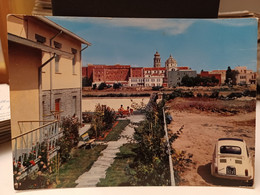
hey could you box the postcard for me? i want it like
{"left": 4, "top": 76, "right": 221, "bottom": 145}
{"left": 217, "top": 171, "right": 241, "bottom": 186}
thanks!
{"left": 7, "top": 15, "right": 258, "bottom": 190}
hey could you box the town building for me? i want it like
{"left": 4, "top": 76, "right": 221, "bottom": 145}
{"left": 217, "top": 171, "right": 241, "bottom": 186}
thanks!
{"left": 8, "top": 15, "right": 91, "bottom": 164}
{"left": 234, "top": 66, "right": 256, "bottom": 85}
{"left": 209, "top": 70, "right": 226, "bottom": 84}
{"left": 168, "top": 68, "right": 197, "bottom": 87}
{"left": 129, "top": 67, "right": 144, "bottom": 87}
{"left": 199, "top": 71, "right": 222, "bottom": 85}
{"left": 165, "top": 54, "right": 177, "bottom": 71}
{"left": 143, "top": 67, "right": 166, "bottom": 87}
{"left": 87, "top": 64, "right": 131, "bottom": 86}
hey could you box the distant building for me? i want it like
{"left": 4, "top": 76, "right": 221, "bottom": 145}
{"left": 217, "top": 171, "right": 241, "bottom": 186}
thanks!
{"left": 87, "top": 64, "right": 131, "bottom": 86}
{"left": 234, "top": 66, "right": 256, "bottom": 85}
{"left": 168, "top": 68, "right": 197, "bottom": 87}
{"left": 129, "top": 67, "right": 144, "bottom": 87}
{"left": 199, "top": 71, "right": 222, "bottom": 85}
{"left": 165, "top": 54, "right": 177, "bottom": 71}
{"left": 144, "top": 67, "right": 166, "bottom": 87}
{"left": 153, "top": 51, "right": 161, "bottom": 68}
{"left": 209, "top": 70, "right": 226, "bottom": 84}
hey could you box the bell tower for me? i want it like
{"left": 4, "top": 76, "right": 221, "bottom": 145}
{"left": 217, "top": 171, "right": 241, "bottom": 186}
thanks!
{"left": 153, "top": 51, "right": 161, "bottom": 68}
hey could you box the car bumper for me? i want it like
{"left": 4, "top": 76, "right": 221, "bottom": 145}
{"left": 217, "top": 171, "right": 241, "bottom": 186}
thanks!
{"left": 212, "top": 172, "right": 253, "bottom": 181}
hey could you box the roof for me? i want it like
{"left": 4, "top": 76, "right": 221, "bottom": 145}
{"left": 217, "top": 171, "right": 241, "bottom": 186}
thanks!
{"left": 89, "top": 64, "right": 131, "bottom": 69}
{"left": 8, "top": 33, "right": 74, "bottom": 59}
{"left": 218, "top": 138, "right": 244, "bottom": 142}
{"left": 210, "top": 70, "right": 226, "bottom": 73}
{"left": 144, "top": 67, "right": 166, "bottom": 70}
{"left": 177, "top": 67, "right": 190, "bottom": 70}
{"left": 35, "top": 16, "right": 92, "bottom": 46}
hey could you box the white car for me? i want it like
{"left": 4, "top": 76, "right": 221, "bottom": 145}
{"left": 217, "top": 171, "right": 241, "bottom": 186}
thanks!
{"left": 211, "top": 138, "right": 254, "bottom": 181}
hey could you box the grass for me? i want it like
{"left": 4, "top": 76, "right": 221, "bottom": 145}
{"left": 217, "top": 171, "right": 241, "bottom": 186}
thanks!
{"left": 170, "top": 97, "right": 256, "bottom": 113}
{"left": 104, "top": 120, "right": 130, "bottom": 141}
{"left": 97, "top": 143, "right": 137, "bottom": 186}
{"left": 54, "top": 145, "right": 107, "bottom": 188}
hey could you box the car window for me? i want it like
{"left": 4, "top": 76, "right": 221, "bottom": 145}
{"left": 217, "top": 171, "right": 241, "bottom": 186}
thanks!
{"left": 220, "top": 145, "right": 241, "bottom": 155}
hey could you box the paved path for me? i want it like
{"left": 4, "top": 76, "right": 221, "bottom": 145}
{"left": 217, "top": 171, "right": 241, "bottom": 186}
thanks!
{"left": 75, "top": 114, "right": 145, "bottom": 188}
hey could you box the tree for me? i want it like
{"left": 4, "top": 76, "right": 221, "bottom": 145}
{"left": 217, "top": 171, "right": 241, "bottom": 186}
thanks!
{"left": 181, "top": 75, "right": 195, "bottom": 87}
{"left": 113, "top": 83, "right": 122, "bottom": 89}
{"left": 90, "top": 104, "right": 116, "bottom": 138}
{"left": 82, "top": 77, "right": 92, "bottom": 87}
{"left": 59, "top": 116, "right": 80, "bottom": 162}
{"left": 129, "top": 101, "right": 170, "bottom": 186}
{"left": 225, "top": 66, "right": 238, "bottom": 85}
{"left": 98, "top": 82, "right": 107, "bottom": 90}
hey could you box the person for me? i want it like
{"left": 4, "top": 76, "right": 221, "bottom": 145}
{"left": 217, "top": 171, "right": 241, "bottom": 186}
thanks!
{"left": 118, "top": 105, "right": 124, "bottom": 117}
{"left": 126, "top": 106, "right": 130, "bottom": 116}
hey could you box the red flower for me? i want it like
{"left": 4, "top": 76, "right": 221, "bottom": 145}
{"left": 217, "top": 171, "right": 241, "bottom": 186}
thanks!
{"left": 29, "top": 160, "right": 36, "bottom": 166}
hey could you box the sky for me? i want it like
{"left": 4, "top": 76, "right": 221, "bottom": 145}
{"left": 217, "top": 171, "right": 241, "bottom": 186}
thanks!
{"left": 48, "top": 17, "right": 258, "bottom": 72}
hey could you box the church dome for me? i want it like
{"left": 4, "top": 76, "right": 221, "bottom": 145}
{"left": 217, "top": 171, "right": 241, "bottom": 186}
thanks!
{"left": 166, "top": 54, "right": 177, "bottom": 64}
{"left": 165, "top": 54, "right": 177, "bottom": 71}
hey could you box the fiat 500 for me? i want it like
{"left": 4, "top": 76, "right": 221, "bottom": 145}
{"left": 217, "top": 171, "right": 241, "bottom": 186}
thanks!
{"left": 211, "top": 138, "right": 254, "bottom": 182}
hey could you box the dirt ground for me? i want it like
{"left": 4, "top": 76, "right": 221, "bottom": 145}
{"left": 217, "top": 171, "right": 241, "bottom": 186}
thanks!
{"left": 166, "top": 97, "right": 256, "bottom": 187}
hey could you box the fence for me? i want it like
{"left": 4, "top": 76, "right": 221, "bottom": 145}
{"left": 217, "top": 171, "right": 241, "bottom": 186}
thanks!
{"left": 12, "top": 120, "right": 61, "bottom": 179}
{"left": 162, "top": 107, "right": 176, "bottom": 186}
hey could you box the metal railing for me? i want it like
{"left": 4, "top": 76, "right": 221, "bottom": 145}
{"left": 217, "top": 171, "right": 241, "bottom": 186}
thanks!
{"left": 12, "top": 120, "right": 61, "bottom": 170}
{"left": 162, "top": 107, "right": 176, "bottom": 186}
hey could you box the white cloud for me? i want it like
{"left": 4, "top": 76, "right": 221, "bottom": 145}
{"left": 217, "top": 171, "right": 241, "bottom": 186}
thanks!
{"left": 49, "top": 17, "right": 194, "bottom": 35}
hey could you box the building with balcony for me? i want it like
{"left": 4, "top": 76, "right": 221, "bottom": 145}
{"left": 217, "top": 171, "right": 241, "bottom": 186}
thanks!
{"left": 8, "top": 15, "right": 91, "bottom": 173}
{"left": 143, "top": 67, "right": 166, "bottom": 87}
{"left": 234, "top": 66, "right": 256, "bottom": 85}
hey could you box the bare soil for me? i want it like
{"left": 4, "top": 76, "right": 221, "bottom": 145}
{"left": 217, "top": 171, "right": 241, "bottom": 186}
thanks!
{"left": 166, "top": 97, "right": 256, "bottom": 187}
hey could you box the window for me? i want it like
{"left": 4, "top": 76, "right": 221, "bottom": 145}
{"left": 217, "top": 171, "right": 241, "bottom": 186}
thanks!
{"left": 55, "top": 99, "right": 60, "bottom": 112}
{"left": 54, "top": 41, "right": 62, "bottom": 49}
{"left": 72, "top": 56, "right": 76, "bottom": 74}
{"left": 72, "top": 96, "right": 77, "bottom": 116}
{"left": 220, "top": 146, "right": 241, "bottom": 155}
{"left": 55, "top": 55, "right": 60, "bottom": 73}
{"left": 71, "top": 49, "right": 77, "bottom": 74}
{"left": 42, "top": 101, "right": 47, "bottom": 118}
{"left": 35, "top": 34, "right": 46, "bottom": 43}
{"left": 71, "top": 48, "right": 77, "bottom": 54}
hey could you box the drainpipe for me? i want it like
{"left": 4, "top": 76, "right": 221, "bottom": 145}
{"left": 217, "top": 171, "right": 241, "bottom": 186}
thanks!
{"left": 80, "top": 45, "right": 89, "bottom": 123}
{"left": 39, "top": 54, "right": 57, "bottom": 125}
{"left": 49, "top": 31, "right": 63, "bottom": 119}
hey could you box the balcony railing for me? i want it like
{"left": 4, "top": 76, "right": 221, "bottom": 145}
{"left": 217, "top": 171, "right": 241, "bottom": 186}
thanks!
{"left": 12, "top": 120, "right": 61, "bottom": 179}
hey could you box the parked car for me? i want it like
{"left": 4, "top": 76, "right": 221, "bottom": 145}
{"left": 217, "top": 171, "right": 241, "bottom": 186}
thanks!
{"left": 211, "top": 138, "right": 254, "bottom": 182}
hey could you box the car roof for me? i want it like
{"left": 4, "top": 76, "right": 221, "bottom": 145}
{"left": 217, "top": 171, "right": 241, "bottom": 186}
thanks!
{"left": 217, "top": 138, "right": 246, "bottom": 148}
{"left": 218, "top": 138, "right": 244, "bottom": 142}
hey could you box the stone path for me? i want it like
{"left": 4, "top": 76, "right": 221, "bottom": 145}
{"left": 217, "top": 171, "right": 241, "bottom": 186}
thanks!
{"left": 75, "top": 114, "right": 145, "bottom": 188}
